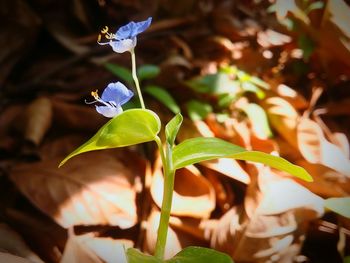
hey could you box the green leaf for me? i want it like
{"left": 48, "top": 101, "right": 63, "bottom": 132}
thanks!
{"left": 104, "top": 63, "right": 133, "bottom": 86}
{"left": 166, "top": 246, "right": 233, "bottom": 263}
{"left": 344, "top": 256, "right": 350, "bottom": 263}
{"left": 59, "top": 109, "right": 161, "bottom": 167}
{"left": 144, "top": 85, "right": 180, "bottom": 114}
{"left": 298, "top": 34, "right": 315, "bottom": 61}
{"left": 172, "top": 137, "right": 313, "bottom": 182}
{"left": 218, "top": 93, "right": 237, "bottom": 108}
{"left": 137, "top": 64, "right": 160, "bottom": 81}
{"left": 166, "top": 113, "right": 183, "bottom": 146}
{"left": 127, "top": 246, "right": 233, "bottom": 263}
{"left": 127, "top": 248, "right": 161, "bottom": 263}
{"left": 241, "top": 82, "right": 265, "bottom": 99}
{"left": 242, "top": 103, "right": 272, "bottom": 138}
{"left": 185, "top": 73, "right": 240, "bottom": 94}
{"left": 186, "top": 100, "right": 212, "bottom": 121}
{"left": 324, "top": 197, "right": 350, "bottom": 218}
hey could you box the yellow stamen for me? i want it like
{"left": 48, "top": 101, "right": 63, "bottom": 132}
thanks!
{"left": 91, "top": 89, "right": 99, "bottom": 99}
{"left": 101, "top": 26, "right": 109, "bottom": 34}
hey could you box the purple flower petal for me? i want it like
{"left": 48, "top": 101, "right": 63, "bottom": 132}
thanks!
{"left": 115, "top": 17, "right": 152, "bottom": 40}
{"left": 109, "top": 38, "right": 137, "bottom": 53}
{"left": 95, "top": 105, "right": 123, "bottom": 118}
{"left": 101, "top": 82, "right": 134, "bottom": 105}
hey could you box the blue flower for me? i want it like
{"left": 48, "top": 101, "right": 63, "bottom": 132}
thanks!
{"left": 98, "top": 17, "right": 152, "bottom": 53}
{"left": 87, "top": 82, "right": 134, "bottom": 118}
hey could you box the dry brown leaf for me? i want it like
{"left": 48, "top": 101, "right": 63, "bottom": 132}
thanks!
{"left": 331, "top": 132, "right": 350, "bottom": 159}
{"left": 22, "top": 97, "right": 52, "bottom": 146}
{"left": 61, "top": 232, "right": 133, "bottom": 263}
{"left": 210, "top": 166, "right": 323, "bottom": 262}
{"left": 0, "top": 223, "right": 44, "bottom": 263}
{"left": 143, "top": 209, "right": 182, "bottom": 259}
{"left": 250, "top": 134, "right": 279, "bottom": 155}
{"left": 200, "top": 158, "right": 250, "bottom": 185}
{"left": 143, "top": 208, "right": 208, "bottom": 260}
{"left": 274, "top": 84, "right": 308, "bottom": 110}
{"left": 256, "top": 168, "right": 324, "bottom": 217}
{"left": 0, "top": 253, "right": 35, "bottom": 263}
{"left": 263, "top": 97, "right": 299, "bottom": 149}
{"left": 52, "top": 100, "right": 106, "bottom": 132}
{"left": 5, "top": 208, "right": 66, "bottom": 263}
{"left": 39, "top": 135, "right": 88, "bottom": 161}
{"left": 176, "top": 118, "right": 214, "bottom": 142}
{"left": 297, "top": 117, "right": 350, "bottom": 176}
{"left": 257, "top": 29, "right": 292, "bottom": 48}
{"left": 151, "top": 163, "right": 215, "bottom": 218}
{"left": 10, "top": 151, "right": 138, "bottom": 229}
{"left": 295, "top": 160, "right": 350, "bottom": 198}
{"left": 0, "top": 104, "right": 24, "bottom": 152}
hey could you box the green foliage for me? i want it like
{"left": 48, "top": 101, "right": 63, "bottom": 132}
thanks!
{"left": 241, "top": 103, "right": 273, "bottom": 138}
{"left": 185, "top": 73, "right": 239, "bottom": 94}
{"left": 324, "top": 197, "right": 350, "bottom": 218}
{"left": 127, "top": 247, "right": 233, "bottom": 263}
{"left": 167, "top": 246, "right": 233, "bottom": 263}
{"left": 127, "top": 248, "right": 161, "bottom": 263}
{"left": 59, "top": 109, "right": 161, "bottom": 166}
{"left": 298, "top": 34, "right": 315, "bottom": 61}
{"left": 138, "top": 64, "right": 161, "bottom": 81}
{"left": 186, "top": 100, "right": 212, "bottom": 121}
{"left": 104, "top": 63, "right": 133, "bottom": 86}
{"left": 165, "top": 113, "right": 183, "bottom": 146}
{"left": 172, "top": 137, "right": 313, "bottom": 182}
{"left": 144, "top": 85, "right": 180, "bottom": 114}
{"left": 344, "top": 256, "right": 350, "bottom": 263}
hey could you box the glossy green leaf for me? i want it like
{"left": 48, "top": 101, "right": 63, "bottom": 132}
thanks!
{"left": 324, "top": 197, "right": 350, "bottom": 218}
{"left": 104, "top": 63, "right": 133, "bottom": 86}
{"left": 59, "top": 109, "right": 161, "bottom": 167}
{"left": 127, "top": 248, "right": 162, "bottom": 263}
{"left": 172, "top": 137, "right": 313, "bottom": 182}
{"left": 186, "top": 100, "right": 212, "bottom": 121}
{"left": 145, "top": 85, "right": 180, "bottom": 114}
{"left": 242, "top": 103, "right": 272, "bottom": 138}
{"left": 166, "top": 113, "right": 183, "bottom": 146}
{"left": 166, "top": 246, "right": 233, "bottom": 263}
{"left": 137, "top": 64, "right": 160, "bottom": 81}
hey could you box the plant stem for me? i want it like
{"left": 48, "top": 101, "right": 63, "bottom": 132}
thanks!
{"left": 130, "top": 48, "right": 145, "bottom": 109}
{"left": 154, "top": 136, "right": 175, "bottom": 260}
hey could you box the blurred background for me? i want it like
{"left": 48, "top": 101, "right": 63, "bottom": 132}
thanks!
{"left": 0, "top": 0, "right": 350, "bottom": 262}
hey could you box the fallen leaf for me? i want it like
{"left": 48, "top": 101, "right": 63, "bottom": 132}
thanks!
{"left": 0, "top": 223, "right": 44, "bottom": 263}
{"left": 10, "top": 151, "right": 138, "bottom": 228}
{"left": 143, "top": 209, "right": 182, "bottom": 260}
{"left": 200, "top": 158, "right": 250, "bottom": 185}
{"left": 297, "top": 117, "right": 350, "bottom": 176}
{"left": 263, "top": 97, "right": 299, "bottom": 149}
{"left": 143, "top": 208, "right": 208, "bottom": 260}
{"left": 295, "top": 160, "right": 350, "bottom": 198}
{"left": 22, "top": 97, "right": 52, "bottom": 146}
{"left": 257, "top": 29, "right": 292, "bottom": 48}
{"left": 151, "top": 162, "right": 215, "bottom": 218}
{"left": 0, "top": 253, "right": 35, "bottom": 263}
{"left": 61, "top": 232, "right": 133, "bottom": 263}
{"left": 52, "top": 100, "right": 106, "bottom": 132}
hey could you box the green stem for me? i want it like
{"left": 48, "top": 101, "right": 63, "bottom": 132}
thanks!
{"left": 154, "top": 136, "right": 175, "bottom": 260}
{"left": 130, "top": 48, "right": 145, "bottom": 109}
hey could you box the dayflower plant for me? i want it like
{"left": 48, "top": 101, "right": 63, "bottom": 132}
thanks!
{"left": 60, "top": 17, "right": 314, "bottom": 263}
{"left": 87, "top": 82, "right": 133, "bottom": 118}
